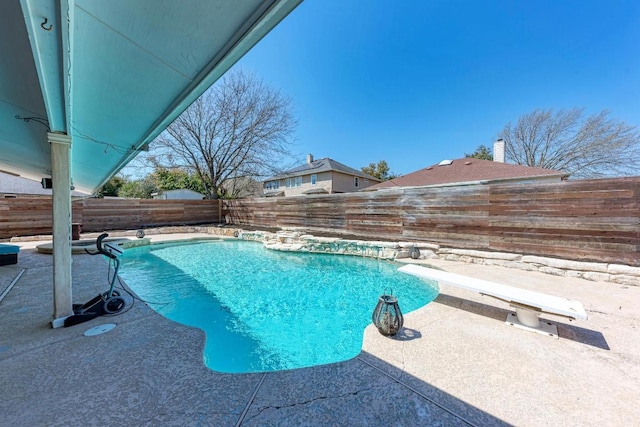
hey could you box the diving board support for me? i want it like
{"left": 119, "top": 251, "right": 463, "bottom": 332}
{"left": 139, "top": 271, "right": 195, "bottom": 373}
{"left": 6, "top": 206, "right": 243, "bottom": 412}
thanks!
{"left": 482, "top": 295, "right": 559, "bottom": 337}
{"left": 398, "top": 264, "right": 587, "bottom": 337}
{"left": 506, "top": 310, "right": 558, "bottom": 338}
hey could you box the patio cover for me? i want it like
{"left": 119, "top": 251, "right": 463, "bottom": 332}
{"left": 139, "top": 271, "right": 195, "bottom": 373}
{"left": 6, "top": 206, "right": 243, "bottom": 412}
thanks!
{"left": 0, "top": 0, "right": 302, "bottom": 326}
{"left": 1, "top": 0, "right": 301, "bottom": 191}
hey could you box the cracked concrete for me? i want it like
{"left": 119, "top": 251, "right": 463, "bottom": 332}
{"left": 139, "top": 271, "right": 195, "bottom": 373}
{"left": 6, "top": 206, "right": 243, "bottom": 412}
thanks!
{"left": 1, "top": 234, "right": 639, "bottom": 426}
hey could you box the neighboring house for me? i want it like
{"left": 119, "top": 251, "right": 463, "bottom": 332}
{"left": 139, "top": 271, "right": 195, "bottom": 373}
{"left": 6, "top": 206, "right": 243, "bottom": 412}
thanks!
{"left": 151, "top": 189, "right": 205, "bottom": 200}
{"left": 0, "top": 172, "right": 88, "bottom": 198}
{"left": 365, "top": 141, "right": 567, "bottom": 191}
{"left": 262, "top": 155, "right": 381, "bottom": 197}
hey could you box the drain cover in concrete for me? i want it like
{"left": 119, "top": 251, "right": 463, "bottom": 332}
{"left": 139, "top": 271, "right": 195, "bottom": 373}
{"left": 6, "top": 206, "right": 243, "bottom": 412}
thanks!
{"left": 84, "top": 323, "right": 117, "bottom": 336}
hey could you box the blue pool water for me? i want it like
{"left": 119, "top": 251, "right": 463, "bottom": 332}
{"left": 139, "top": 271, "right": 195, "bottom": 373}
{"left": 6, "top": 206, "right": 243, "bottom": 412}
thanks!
{"left": 118, "top": 240, "right": 438, "bottom": 373}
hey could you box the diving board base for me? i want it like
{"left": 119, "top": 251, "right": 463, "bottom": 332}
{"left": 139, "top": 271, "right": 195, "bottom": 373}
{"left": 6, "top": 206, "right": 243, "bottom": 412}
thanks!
{"left": 506, "top": 312, "right": 558, "bottom": 338}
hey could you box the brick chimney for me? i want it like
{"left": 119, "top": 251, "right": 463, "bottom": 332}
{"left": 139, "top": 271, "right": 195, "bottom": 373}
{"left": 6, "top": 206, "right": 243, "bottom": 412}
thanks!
{"left": 306, "top": 154, "right": 314, "bottom": 164}
{"left": 493, "top": 139, "right": 505, "bottom": 163}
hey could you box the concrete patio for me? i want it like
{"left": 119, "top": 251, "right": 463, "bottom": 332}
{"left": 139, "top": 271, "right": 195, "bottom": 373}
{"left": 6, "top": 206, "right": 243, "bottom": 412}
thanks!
{"left": 1, "top": 234, "right": 638, "bottom": 426}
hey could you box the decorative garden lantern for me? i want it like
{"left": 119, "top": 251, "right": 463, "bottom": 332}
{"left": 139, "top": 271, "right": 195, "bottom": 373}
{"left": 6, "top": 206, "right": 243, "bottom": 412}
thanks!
{"left": 409, "top": 245, "right": 421, "bottom": 259}
{"left": 372, "top": 289, "right": 404, "bottom": 337}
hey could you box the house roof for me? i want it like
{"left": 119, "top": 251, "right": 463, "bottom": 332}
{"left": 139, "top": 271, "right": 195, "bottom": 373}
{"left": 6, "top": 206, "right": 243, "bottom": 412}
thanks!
{"left": 265, "top": 158, "right": 381, "bottom": 182}
{"left": 366, "top": 158, "right": 567, "bottom": 190}
{"left": 0, "top": 172, "right": 89, "bottom": 197}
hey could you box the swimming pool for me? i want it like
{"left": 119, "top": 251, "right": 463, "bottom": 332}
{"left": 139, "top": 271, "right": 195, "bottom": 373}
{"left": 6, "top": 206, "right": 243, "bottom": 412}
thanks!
{"left": 118, "top": 239, "right": 438, "bottom": 373}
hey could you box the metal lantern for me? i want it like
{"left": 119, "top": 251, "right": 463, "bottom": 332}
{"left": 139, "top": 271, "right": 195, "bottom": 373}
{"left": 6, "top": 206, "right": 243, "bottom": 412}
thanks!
{"left": 372, "top": 288, "right": 404, "bottom": 337}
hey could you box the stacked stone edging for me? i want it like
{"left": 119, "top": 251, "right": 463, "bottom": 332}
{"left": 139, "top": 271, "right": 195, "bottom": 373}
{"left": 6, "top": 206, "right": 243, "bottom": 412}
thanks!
{"left": 438, "top": 248, "right": 640, "bottom": 286}
{"left": 237, "top": 229, "right": 640, "bottom": 286}
{"left": 241, "top": 230, "right": 398, "bottom": 259}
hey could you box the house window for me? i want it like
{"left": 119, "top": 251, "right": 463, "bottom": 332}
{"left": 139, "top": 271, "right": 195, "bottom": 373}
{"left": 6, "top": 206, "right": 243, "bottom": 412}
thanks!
{"left": 265, "top": 180, "right": 280, "bottom": 190}
{"left": 354, "top": 177, "right": 359, "bottom": 188}
{"left": 286, "top": 177, "right": 302, "bottom": 188}
{"left": 311, "top": 174, "right": 317, "bottom": 185}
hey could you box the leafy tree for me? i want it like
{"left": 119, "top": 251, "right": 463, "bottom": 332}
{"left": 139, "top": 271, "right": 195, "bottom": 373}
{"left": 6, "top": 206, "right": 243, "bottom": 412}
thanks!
{"left": 152, "top": 168, "right": 205, "bottom": 194}
{"left": 499, "top": 108, "right": 640, "bottom": 178}
{"left": 118, "top": 176, "right": 157, "bottom": 199}
{"left": 464, "top": 144, "right": 493, "bottom": 160}
{"left": 361, "top": 160, "right": 397, "bottom": 181}
{"left": 147, "top": 70, "right": 296, "bottom": 198}
{"left": 96, "top": 175, "right": 127, "bottom": 198}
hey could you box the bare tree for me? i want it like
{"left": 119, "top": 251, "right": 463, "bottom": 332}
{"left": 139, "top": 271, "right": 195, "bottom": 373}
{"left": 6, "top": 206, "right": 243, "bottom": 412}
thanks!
{"left": 148, "top": 70, "right": 296, "bottom": 198}
{"left": 499, "top": 108, "right": 640, "bottom": 178}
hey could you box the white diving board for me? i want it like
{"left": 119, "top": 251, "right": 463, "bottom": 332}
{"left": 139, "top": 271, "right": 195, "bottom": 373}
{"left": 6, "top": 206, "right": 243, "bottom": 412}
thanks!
{"left": 398, "top": 264, "right": 588, "bottom": 337}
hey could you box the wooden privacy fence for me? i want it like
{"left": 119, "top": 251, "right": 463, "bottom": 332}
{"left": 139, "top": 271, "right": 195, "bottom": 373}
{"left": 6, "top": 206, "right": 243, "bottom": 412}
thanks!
{"left": 0, "top": 198, "right": 222, "bottom": 239}
{"left": 225, "top": 177, "right": 640, "bottom": 266}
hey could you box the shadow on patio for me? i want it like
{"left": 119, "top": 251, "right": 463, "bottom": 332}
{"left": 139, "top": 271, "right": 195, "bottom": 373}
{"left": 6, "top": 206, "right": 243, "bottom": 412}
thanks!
{"left": 434, "top": 293, "right": 610, "bottom": 350}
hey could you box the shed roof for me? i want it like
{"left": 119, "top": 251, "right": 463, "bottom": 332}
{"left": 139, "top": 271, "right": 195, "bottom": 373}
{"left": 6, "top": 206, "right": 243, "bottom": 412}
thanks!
{"left": 156, "top": 189, "right": 203, "bottom": 196}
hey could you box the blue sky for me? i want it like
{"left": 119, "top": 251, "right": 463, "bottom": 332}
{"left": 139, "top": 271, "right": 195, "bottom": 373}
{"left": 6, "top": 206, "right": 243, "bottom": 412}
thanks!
{"left": 234, "top": 0, "right": 640, "bottom": 176}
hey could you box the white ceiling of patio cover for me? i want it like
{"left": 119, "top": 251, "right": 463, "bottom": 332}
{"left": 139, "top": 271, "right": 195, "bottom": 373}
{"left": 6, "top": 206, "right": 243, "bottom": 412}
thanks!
{"left": 0, "top": 0, "right": 301, "bottom": 193}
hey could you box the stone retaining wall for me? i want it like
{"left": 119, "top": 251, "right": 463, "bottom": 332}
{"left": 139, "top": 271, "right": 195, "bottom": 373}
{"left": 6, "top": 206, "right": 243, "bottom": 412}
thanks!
{"left": 438, "top": 248, "right": 639, "bottom": 286}
{"left": 237, "top": 229, "right": 640, "bottom": 287}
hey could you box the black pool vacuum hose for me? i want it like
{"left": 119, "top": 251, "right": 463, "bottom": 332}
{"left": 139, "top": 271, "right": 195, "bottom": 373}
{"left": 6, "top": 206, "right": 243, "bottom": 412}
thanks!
{"left": 63, "top": 233, "right": 127, "bottom": 327}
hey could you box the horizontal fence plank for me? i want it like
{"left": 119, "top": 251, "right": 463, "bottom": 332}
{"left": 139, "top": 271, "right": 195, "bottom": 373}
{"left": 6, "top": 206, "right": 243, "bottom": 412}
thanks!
{"left": 0, "top": 198, "right": 221, "bottom": 238}
{"left": 225, "top": 177, "right": 640, "bottom": 266}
